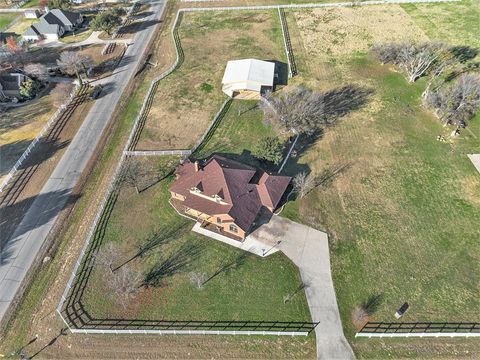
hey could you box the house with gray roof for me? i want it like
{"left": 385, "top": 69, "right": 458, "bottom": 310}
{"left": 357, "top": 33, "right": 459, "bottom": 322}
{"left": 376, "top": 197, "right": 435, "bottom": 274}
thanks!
{"left": 22, "top": 9, "right": 83, "bottom": 41}
{"left": 0, "top": 72, "right": 30, "bottom": 101}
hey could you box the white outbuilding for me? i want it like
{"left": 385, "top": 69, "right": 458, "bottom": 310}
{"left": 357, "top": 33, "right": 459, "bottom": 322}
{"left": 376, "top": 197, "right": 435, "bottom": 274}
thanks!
{"left": 221, "top": 59, "right": 275, "bottom": 99}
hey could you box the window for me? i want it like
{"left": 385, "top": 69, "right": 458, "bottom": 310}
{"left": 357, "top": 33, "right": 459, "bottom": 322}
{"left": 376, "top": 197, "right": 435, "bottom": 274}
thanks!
{"left": 216, "top": 217, "right": 222, "bottom": 224}
{"left": 229, "top": 224, "right": 238, "bottom": 233}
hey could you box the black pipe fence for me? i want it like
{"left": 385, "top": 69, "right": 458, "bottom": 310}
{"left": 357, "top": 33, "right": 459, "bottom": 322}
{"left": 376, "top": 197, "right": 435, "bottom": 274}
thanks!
{"left": 358, "top": 322, "right": 480, "bottom": 335}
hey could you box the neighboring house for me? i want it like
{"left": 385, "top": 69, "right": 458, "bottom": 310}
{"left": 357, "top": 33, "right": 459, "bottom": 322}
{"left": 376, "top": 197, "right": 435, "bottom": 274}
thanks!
{"left": 23, "top": 22, "right": 64, "bottom": 41}
{"left": 221, "top": 58, "right": 275, "bottom": 99}
{"left": 0, "top": 72, "right": 29, "bottom": 101}
{"left": 24, "top": 9, "right": 41, "bottom": 19}
{"left": 170, "top": 155, "right": 291, "bottom": 240}
{"left": 22, "top": 8, "right": 83, "bottom": 41}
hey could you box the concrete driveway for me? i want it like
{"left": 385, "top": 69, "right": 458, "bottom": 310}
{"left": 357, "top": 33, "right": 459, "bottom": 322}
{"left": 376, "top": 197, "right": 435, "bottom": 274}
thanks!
{"left": 249, "top": 215, "right": 355, "bottom": 360}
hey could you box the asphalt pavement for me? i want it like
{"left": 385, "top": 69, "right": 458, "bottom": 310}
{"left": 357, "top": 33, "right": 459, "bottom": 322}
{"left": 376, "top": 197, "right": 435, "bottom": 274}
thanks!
{"left": 0, "top": 0, "right": 167, "bottom": 324}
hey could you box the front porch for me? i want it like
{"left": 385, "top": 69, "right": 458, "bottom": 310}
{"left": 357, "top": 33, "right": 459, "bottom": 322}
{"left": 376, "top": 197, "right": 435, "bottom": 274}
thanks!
{"left": 192, "top": 222, "right": 281, "bottom": 258}
{"left": 200, "top": 220, "right": 244, "bottom": 242}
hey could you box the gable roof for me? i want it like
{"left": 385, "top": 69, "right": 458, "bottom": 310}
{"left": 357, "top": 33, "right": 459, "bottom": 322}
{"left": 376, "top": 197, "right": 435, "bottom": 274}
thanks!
{"left": 32, "top": 21, "right": 61, "bottom": 35}
{"left": 222, "top": 59, "right": 275, "bottom": 86}
{"left": 43, "top": 9, "right": 81, "bottom": 27}
{"left": 0, "top": 75, "right": 20, "bottom": 91}
{"left": 170, "top": 155, "right": 291, "bottom": 232}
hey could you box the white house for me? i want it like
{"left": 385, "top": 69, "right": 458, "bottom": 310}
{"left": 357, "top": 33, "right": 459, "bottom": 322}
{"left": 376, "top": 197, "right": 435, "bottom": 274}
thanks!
{"left": 221, "top": 59, "right": 275, "bottom": 99}
{"left": 22, "top": 8, "right": 83, "bottom": 41}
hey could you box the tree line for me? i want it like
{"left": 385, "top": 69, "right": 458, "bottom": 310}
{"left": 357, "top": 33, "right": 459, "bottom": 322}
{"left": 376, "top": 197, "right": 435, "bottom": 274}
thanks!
{"left": 371, "top": 41, "right": 480, "bottom": 127}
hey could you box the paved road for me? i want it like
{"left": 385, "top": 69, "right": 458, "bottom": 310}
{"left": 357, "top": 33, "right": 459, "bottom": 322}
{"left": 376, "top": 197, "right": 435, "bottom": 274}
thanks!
{"left": 0, "top": 0, "right": 167, "bottom": 324}
{"left": 250, "top": 216, "right": 355, "bottom": 360}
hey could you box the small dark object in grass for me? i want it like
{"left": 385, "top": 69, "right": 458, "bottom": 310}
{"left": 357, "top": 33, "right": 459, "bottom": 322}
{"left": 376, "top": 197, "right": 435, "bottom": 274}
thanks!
{"left": 200, "top": 82, "right": 213, "bottom": 93}
{"left": 395, "top": 302, "right": 409, "bottom": 319}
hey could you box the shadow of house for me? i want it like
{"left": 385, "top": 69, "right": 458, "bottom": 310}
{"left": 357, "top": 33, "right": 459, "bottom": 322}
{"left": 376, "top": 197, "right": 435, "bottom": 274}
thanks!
{"left": 267, "top": 60, "right": 288, "bottom": 87}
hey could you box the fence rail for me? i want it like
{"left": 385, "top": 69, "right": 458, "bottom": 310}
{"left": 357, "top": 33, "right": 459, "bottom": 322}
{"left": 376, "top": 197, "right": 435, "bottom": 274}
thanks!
{"left": 125, "top": 150, "right": 191, "bottom": 156}
{"left": 56, "top": 6, "right": 186, "bottom": 330}
{"left": 278, "top": 8, "right": 297, "bottom": 77}
{"left": 57, "top": 0, "right": 461, "bottom": 335}
{"left": 179, "top": 0, "right": 460, "bottom": 12}
{"left": 356, "top": 322, "right": 480, "bottom": 338}
{"left": 71, "top": 329, "right": 311, "bottom": 336}
{"left": 0, "top": 84, "right": 80, "bottom": 193}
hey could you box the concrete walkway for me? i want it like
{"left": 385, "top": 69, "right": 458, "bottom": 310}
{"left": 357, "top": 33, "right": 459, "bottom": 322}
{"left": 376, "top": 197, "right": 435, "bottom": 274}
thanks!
{"left": 192, "top": 222, "right": 281, "bottom": 257}
{"left": 249, "top": 215, "right": 355, "bottom": 360}
{"left": 34, "top": 31, "right": 130, "bottom": 49}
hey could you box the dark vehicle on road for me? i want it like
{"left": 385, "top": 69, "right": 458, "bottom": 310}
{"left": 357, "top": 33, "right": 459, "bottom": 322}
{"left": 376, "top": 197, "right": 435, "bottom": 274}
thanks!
{"left": 89, "top": 85, "right": 103, "bottom": 100}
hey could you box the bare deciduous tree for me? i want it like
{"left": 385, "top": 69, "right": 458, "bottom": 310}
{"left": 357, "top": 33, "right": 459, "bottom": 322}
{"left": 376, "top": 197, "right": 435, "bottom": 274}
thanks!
{"left": 189, "top": 272, "right": 207, "bottom": 289}
{"left": 292, "top": 172, "right": 315, "bottom": 199}
{"left": 259, "top": 86, "right": 326, "bottom": 134}
{"left": 371, "top": 42, "right": 447, "bottom": 83}
{"left": 57, "top": 51, "right": 94, "bottom": 84}
{"left": 109, "top": 266, "right": 141, "bottom": 309}
{"left": 24, "top": 63, "right": 48, "bottom": 80}
{"left": 426, "top": 73, "right": 480, "bottom": 127}
{"left": 94, "top": 242, "right": 120, "bottom": 269}
{"left": 117, "top": 157, "right": 143, "bottom": 192}
{"left": 51, "top": 82, "right": 74, "bottom": 108}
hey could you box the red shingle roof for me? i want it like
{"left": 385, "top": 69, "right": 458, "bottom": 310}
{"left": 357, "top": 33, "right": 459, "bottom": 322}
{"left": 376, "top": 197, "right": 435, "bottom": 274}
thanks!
{"left": 169, "top": 155, "right": 291, "bottom": 232}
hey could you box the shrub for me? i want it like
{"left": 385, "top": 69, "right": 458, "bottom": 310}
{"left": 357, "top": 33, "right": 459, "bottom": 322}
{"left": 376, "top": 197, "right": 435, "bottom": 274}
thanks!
{"left": 252, "top": 136, "right": 284, "bottom": 165}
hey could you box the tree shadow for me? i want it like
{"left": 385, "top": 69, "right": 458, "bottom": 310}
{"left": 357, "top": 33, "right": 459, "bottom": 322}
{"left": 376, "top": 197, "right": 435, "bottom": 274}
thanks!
{"left": 112, "top": 222, "right": 191, "bottom": 272}
{"left": 0, "top": 189, "right": 81, "bottom": 266}
{"left": 132, "top": 11, "right": 154, "bottom": 20}
{"left": 281, "top": 85, "right": 373, "bottom": 175}
{"left": 202, "top": 251, "right": 252, "bottom": 286}
{"left": 120, "top": 19, "right": 160, "bottom": 35}
{"left": 323, "top": 85, "right": 374, "bottom": 123}
{"left": 450, "top": 45, "right": 478, "bottom": 63}
{"left": 93, "top": 54, "right": 135, "bottom": 76}
{"left": 142, "top": 241, "right": 203, "bottom": 288}
{"left": 361, "top": 293, "right": 384, "bottom": 315}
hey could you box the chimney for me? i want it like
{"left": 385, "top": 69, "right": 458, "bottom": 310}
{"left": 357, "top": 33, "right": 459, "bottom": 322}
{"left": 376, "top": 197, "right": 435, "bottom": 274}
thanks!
{"left": 194, "top": 161, "right": 199, "bottom": 172}
{"left": 44, "top": 6, "right": 49, "bottom": 13}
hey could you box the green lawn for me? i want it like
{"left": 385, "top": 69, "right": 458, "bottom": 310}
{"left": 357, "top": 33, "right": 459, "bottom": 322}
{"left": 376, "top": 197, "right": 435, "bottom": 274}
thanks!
{"left": 193, "top": 100, "right": 279, "bottom": 165}
{"left": 82, "top": 156, "right": 311, "bottom": 322}
{"left": 0, "top": 13, "right": 17, "bottom": 29}
{"left": 284, "top": 2, "right": 480, "bottom": 358}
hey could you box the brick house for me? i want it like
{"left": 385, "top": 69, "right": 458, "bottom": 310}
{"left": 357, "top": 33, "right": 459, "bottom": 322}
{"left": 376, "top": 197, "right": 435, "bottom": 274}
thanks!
{"left": 169, "top": 155, "right": 291, "bottom": 240}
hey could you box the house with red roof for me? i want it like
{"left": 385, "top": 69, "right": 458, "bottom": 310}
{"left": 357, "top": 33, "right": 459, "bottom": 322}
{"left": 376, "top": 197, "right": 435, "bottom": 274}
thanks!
{"left": 169, "top": 155, "right": 291, "bottom": 240}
